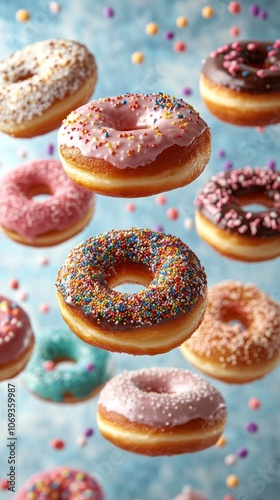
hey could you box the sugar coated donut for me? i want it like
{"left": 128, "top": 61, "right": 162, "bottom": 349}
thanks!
{"left": 57, "top": 92, "right": 211, "bottom": 197}
{"left": 14, "top": 466, "right": 104, "bottom": 500}
{"left": 22, "top": 327, "right": 112, "bottom": 403}
{"left": 56, "top": 228, "right": 208, "bottom": 355}
{"left": 97, "top": 367, "right": 227, "bottom": 456}
{"left": 180, "top": 281, "right": 280, "bottom": 384}
{"left": 0, "top": 295, "right": 34, "bottom": 381}
{"left": 173, "top": 486, "right": 207, "bottom": 500}
{"left": 0, "top": 39, "right": 97, "bottom": 138}
{"left": 200, "top": 40, "right": 280, "bottom": 126}
{"left": 0, "top": 159, "right": 95, "bottom": 247}
{"left": 195, "top": 166, "right": 280, "bottom": 262}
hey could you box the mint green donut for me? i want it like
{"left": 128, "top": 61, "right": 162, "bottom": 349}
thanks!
{"left": 22, "top": 327, "right": 112, "bottom": 402}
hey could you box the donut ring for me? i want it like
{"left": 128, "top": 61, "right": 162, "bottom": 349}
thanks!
{"left": 14, "top": 466, "right": 104, "bottom": 500}
{"left": 58, "top": 92, "right": 211, "bottom": 197}
{"left": 195, "top": 166, "right": 280, "bottom": 262}
{"left": 0, "top": 159, "right": 95, "bottom": 247}
{"left": 180, "top": 281, "right": 280, "bottom": 384}
{"left": 200, "top": 40, "right": 280, "bottom": 126}
{"left": 0, "top": 295, "right": 34, "bottom": 381}
{"left": 0, "top": 39, "right": 97, "bottom": 138}
{"left": 22, "top": 327, "right": 113, "bottom": 403}
{"left": 56, "top": 228, "right": 208, "bottom": 355}
{"left": 97, "top": 367, "right": 227, "bottom": 456}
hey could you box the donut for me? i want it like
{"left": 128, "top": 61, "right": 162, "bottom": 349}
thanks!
{"left": 57, "top": 92, "right": 211, "bottom": 197}
{"left": 180, "top": 281, "right": 280, "bottom": 384}
{"left": 0, "top": 39, "right": 97, "bottom": 138}
{"left": 56, "top": 228, "right": 208, "bottom": 355}
{"left": 14, "top": 466, "right": 104, "bottom": 500}
{"left": 0, "top": 159, "right": 95, "bottom": 247}
{"left": 22, "top": 327, "right": 113, "bottom": 403}
{"left": 200, "top": 40, "right": 280, "bottom": 126}
{"left": 173, "top": 486, "right": 206, "bottom": 500}
{"left": 0, "top": 295, "right": 34, "bottom": 381}
{"left": 195, "top": 166, "right": 280, "bottom": 262}
{"left": 97, "top": 367, "right": 227, "bottom": 456}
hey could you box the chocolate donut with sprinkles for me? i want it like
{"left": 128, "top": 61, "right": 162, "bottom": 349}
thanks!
{"left": 0, "top": 39, "right": 97, "bottom": 138}
{"left": 57, "top": 92, "right": 211, "bottom": 197}
{"left": 195, "top": 166, "right": 280, "bottom": 262}
{"left": 200, "top": 40, "right": 280, "bottom": 126}
{"left": 97, "top": 367, "right": 227, "bottom": 456}
{"left": 56, "top": 228, "right": 208, "bottom": 355}
{"left": 181, "top": 281, "right": 280, "bottom": 384}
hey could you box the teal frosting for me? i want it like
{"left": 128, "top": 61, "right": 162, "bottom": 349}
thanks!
{"left": 22, "top": 327, "right": 112, "bottom": 402}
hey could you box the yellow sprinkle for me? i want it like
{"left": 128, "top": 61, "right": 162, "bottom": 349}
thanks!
{"left": 137, "top": 144, "right": 142, "bottom": 152}
{"left": 129, "top": 134, "right": 134, "bottom": 140}
{"left": 131, "top": 51, "right": 144, "bottom": 64}
{"left": 226, "top": 474, "right": 239, "bottom": 488}
{"left": 176, "top": 16, "right": 189, "bottom": 28}
{"left": 87, "top": 113, "right": 92, "bottom": 118}
{"left": 91, "top": 136, "right": 98, "bottom": 142}
{"left": 215, "top": 435, "right": 227, "bottom": 447}
{"left": 106, "top": 142, "right": 113, "bottom": 151}
{"left": 145, "top": 22, "right": 158, "bottom": 36}
{"left": 163, "top": 112, "right": 171, "bottom": 119}
{"left": 202, "top": 5, "right": 215, "bottom": 18}
{"left": 16, "top": 9, "right": 30, "bottom": 22}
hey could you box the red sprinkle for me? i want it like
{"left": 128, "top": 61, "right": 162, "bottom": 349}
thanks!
{"left": 50, "top": 438, "right": 65, "bottom": 450}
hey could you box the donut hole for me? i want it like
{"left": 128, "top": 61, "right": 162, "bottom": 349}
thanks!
{"left": 221, "top": 309, "right": 248, "bottom": 331}
{"left": 27, "top": 184, "right": 53, "bottom": 201}
{"left": 107, "top": 262, "right": 153, "bottom": 292}
{"left": 53, "top": 357, "right": 76, "bottom": 370}
{"left": 237, "top": 192, "right": 275, "bottom": 211}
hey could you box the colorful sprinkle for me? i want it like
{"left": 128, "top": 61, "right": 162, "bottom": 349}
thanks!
{"left": 182, "top": 87, "right": 192, "bottom": 96}
{"left": 201, "top": 6, "right": 215, "bottom": 18}
{"left": 246, "top": 422, "right": 259, "bottom": 433}
{"left": 15, "top": 9, "right": 30, "bottom": 22}
{"left": 156, "top": 194, "right": 167, "bottom": 205}
{"left": 174, "top": 41, "right": 187, "bottom": 52}
{"left": 103, "top": 6, "right": 115, "bottom": 17}
{"left": 84, "top": 428, "right": 94, "bottom": 438}
{"left": 248, "top": 397, "right": 261, "bottom": 409}
{"left": 46, "top": 143, "right": 54, "bottom": 155}
{"left": 50, "top": 438, "right": 65, "bottom": 450}
{"left": 225, "top": 454, "right": 238, "bottom": 466}
{"left": 145, "top": 22, "right": 158, "bottom": 36}
{"left": 166, "top": 207, "right": 179, "bottom": 220}
{"left": 39, "top": 303, "right": 50, "bottom": 314}
{"left": 49, "top": 2, "right": 61, "bottom": 13}
{"left": 229, "top": 26, "right": 240, "bottom": 37}
{"left": 216, "top": 435, "right": 227, "bottom": 447}
{"left": 131, "top": 51, "right": 144, "bottom": 64}
{"left": 226, "top": 474, "right": 239, "bottom": 488}
{"left": 9, "top": 279, "right": 19, "bottom": 290}
{"left": 125, "top": 202, "right": 136, "bottom": 212}
{"left": 164, "top": 31, "right": 175, "bottom": 40}
{"left": 228, "top": 2, "right": 241, "bottom": 14}
{"left": 176, "top": 16, "right": 189, "bottom": 28}
{"left": 236, "top": 447, "right": 248, "bottom": 458}
{"left": 249, "top": 4, "right": 260, "bottom": 16}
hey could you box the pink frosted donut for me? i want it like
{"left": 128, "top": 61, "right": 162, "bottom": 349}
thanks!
{"left": 58, "top": 92, "right": 211, "bottom": 197}
{"left": 97, "top": 367, "right": 227, "bottom": 456}
{"left": 0, "top": 295, "right": 34, "bottom": 381}
{"left": 14, "top": 466, "right": 104, "bottom": 500}
{"left": 0, "top": 159, "right": 95, "bottom": 247}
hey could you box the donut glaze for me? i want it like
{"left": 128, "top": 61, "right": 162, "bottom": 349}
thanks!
{"left": 195, "top": 166, "right": 280, "bottom": 261}
{"left": 0, "top": 296, "right": 34, "bottom": 381}
{"left": 0, "top": 159, "right": 95, "bottom": 247}
{"left": 58, "top": 92, "right": 211, "bottom": 197}
{"left": 56, "top": 228, "right": 208, "bottom": 355}
{"left": 0, "top": 39, "right": 97, "bottom": 138}
{"left": 22, "top": 327, "right": 112, "bottom": 403}
{"left": 200, "top": 40, "right": 280, "bottom": 126}
{"left": 97, "top": 367, "right": 227, "bottom": 455}
{"left": 181, "top": 281, "right": 280, "bottom": 384}
{"left": 14, "top": 466, "right": 104, "bottom": 500}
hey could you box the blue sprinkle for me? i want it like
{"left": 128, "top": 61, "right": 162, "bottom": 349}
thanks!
{"left": 122, "top": 100, "right": 127, "bottom": 105}
{"left": 104, "top": 131, "right": 109, "bottom": 137}
{"left": 177, "top": 113, "right": 184, "bottom": 118}
{"left": 242, "top": 70, "right": 250, "bottom": 77}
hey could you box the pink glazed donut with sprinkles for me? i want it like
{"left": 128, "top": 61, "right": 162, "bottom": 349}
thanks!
{"left": 14, "top": 466, "right": 104, "bottom": 500}
{"left": 57, "top": 92, "right": 211, "bottom": 197}
{"left": 0, "top": 159, "right": 95, "bottom": 247}
{"left": 195, "top": 166, "right": 280, "bottom": 262}
{"left": 97, "top": 367, "right": 227, "bottom": 456}
{"left": 200, "top": 40, "right": 280, "bottom": 126}
{"left": 0, "top": 295, "right": 34, "bottom": 381}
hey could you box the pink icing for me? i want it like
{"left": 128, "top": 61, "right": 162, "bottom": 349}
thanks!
{"left": 0, "top": 296, "right": 33, "bottom": 364}
{"left": 98, "top": 367, "right": 226, "bottom": 428}
{"left": 58, "top": 93, "right": 208, "bottom": 169}
{"left": 0, "top": 159, "right": 94, "bottom": 241}
{"left": 14, "top": 466, "right": 103, "bottom": 500}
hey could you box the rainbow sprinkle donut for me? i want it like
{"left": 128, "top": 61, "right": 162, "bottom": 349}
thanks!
{"left": 56, "top": 228, "right": 208, "bottom": 355}
{"left": 14, "top": 466, "right": 104, "bottom": 499}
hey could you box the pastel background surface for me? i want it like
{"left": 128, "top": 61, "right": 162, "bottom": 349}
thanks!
{"left": 0, "top": 0, "right": 279, "bottom": 499}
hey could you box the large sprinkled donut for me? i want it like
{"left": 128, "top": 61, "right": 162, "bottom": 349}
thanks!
{"left": 22, "top": 327, "right": 112, "bottom": 403}
{"left": 200, "top": 40, "right": 280, "bottom": 126}
{"left": 14, "top": 466, "right": 104, "bottom": 500}
{"left": 97, "top": 367, "right": 227, "bottom": 456}
{"left": 57, "top": 92, "right": 211, "bottom": 197}
{"left": 0, "top": 39, "right": 97, "bottom": 138}
{"left": 195, "top": 166, "right": 280, "bottom": 262}
{"left": 0, "top": 159, "right": 95, "bottom": 247}
{"left": 181, "top": 281, "right": 280, "bottom": 384}
{"left": 0, "top": 296, "right": 34, "bottom": 381}
{"left": 56, "top": 228, "right": 208, "bottom": 355}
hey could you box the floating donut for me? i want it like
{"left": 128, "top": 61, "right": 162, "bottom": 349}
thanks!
{"left": 22, "top": 327, "right": 112, "bottom": 403}
{"left": 200, "top": 40, "right": 280, "bottom": 126}
{"left": 0, "top": 159, "right": 95, "bottom": 247}
{"left": 0, "top": 296, "right": 34, "bottom": 381}
{"left": 180, "top": 281, "right": 280, "bottom": 384}
{"left": 14, "top": 466, "right": 104, "bottom": 500}
{"left": 57, "top": 92, "right": 211, "bottom": 197}
{"left": 0, "top": 39, "right": 97, "bottom": 138}
{"left": 195, "top": 166, "right": 280, "bottom": 262}
{"left": 56, "top": 228, "right": 208, "bottom": 355}
{"left": 97, "top": 367, "right": 227, "bottom": 456}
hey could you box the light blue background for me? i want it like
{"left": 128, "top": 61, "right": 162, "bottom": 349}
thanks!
{"left": 0, "top": 1, "right": 279, "bottom": 499}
